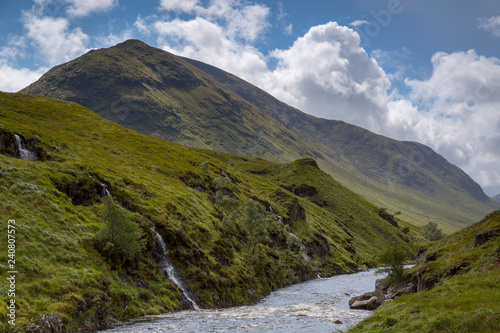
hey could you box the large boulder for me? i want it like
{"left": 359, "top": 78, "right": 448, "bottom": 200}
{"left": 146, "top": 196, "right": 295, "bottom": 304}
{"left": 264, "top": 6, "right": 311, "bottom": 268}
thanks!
{"left": 349, "top": 289, "right": 385, "bottom": 310}
{"left": 475, "top": 228, "right": 499, "bottom": 247}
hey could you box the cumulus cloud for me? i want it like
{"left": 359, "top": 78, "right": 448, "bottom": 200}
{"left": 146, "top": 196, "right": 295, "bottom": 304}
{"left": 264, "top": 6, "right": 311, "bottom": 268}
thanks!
{"left": 23, "top": 12, "right": 89, "bottom": 65}
{"left": 387, "top": 50, "right": 500, "bottom": 194}
{"left": 478, "top": 16, "right": 500, "bottom": 38}
{"left": 0, "top": 62, "right": 47, "bottom": 92}
{"left": 264, "top": 22, "right": 391, "bottom": 132}
{"left": 151, "top": 0, "right": 270, "bottom": 81}
{"left": 65, "top": 0, "right": 118, "bottom": 17}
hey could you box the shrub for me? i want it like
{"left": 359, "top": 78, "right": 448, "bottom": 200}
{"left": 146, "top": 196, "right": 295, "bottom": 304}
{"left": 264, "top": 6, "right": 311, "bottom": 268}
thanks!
{"left": 376, "top": 245, "right": 407, "bottom": 284}
{"left": 223, "top": 199, "right": 273, "bottom": 251}
{"left": 422, "top": 222, "right": 446, "bottom": 241}
{"left": 95, "top": 197, "right": 146, "bottom": 269}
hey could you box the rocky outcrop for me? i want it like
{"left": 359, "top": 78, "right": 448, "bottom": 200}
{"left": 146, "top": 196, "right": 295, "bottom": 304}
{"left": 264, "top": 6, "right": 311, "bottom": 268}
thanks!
{"left": 288, "top": 201, "right": 306, "bottom": 222}
{"left": 349, "top": 290, "right": 385, "bottom": 310}
{"left": 475, "top": 228, "right": 499, "bottom": 247}
{"left": 24, "top": 313, "right": 66, "bottom": 333}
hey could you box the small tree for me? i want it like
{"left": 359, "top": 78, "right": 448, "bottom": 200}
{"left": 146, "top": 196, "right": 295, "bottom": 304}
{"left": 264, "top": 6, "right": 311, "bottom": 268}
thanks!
{"left": 95, "top": 197, "right": 146, "bottom": 268}
{"left": 376, "top": 245, "right": 407, "bottom": 285}
{"left": 240, "top": 199, "right": 273, "bottom": 248}
{"left": 422, "top": 222, "right": 445, "bottom": 241}
{"left": 223, "top": 199, "right": 273, "bottom": 252}
{"left": 213, "top": 176, "right": 239, "bottom": 215}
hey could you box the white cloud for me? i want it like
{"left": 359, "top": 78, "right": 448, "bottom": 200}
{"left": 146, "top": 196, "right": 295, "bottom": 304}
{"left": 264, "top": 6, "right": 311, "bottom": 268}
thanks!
{"left": 350, "top": 20, "right": 368, "bottom": 27}
{"left": 263, "top": 22, "right": 391, "bottom": 132}
{"left": 151, "top": 0, "right": 270, "bottom": 82}
{"left": 478, "top": 16, "right": 500, "bottom": 38}
{"left": 158, "top": 0, "right": 270, "bottom": 42}
{"left": 159, "top": 0, "right": 198, "bottom": 12}
{"left": 0, "top": 61, "right": 47, "bottom": 92}
{"left": 284, "top": 23, "right": 293, "bottom": 35}
{"left": 22, "top": 12, "right": 89, "bottom": 65}
{"left": 387, "top": 50, "right": 500, "bottom": 194}
{"left": 65, "top": 0, "right": 118, "bottom": 17}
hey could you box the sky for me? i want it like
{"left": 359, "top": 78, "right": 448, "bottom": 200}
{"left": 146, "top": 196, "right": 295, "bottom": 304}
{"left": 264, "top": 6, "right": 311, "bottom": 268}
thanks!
{"left": 1, "top": 0, "right": 500, "bottom": 196}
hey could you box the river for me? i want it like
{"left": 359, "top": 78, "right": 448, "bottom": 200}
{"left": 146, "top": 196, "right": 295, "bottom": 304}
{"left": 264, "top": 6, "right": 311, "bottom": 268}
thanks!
{"left": 98, "top": 268, "right": 385, "bottom": 333}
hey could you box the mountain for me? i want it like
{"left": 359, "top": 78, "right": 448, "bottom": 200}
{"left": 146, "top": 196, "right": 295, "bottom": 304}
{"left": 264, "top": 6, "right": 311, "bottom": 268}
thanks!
{"left": 0, "top": 92, "right": 420, "bottom": 332}
{"left": 20, "top": 39, "right": 499, "bottom": 232}
{"left": 493, "top": 194, "right": 500, "bottom": 203}
{"left": 349, "top": 209, "right": 500, "bottom": 332}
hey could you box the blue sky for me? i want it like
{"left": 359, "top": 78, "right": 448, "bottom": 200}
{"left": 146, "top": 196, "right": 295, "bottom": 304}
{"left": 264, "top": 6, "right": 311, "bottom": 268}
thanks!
{"left": 1, "top": 0, "right": 500, "bottom": 196}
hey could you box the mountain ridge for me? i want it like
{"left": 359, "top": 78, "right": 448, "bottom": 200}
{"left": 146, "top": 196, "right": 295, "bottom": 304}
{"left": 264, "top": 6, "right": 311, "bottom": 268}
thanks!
{"left": 20, "top": 39, "right": 498, "bottom": 232}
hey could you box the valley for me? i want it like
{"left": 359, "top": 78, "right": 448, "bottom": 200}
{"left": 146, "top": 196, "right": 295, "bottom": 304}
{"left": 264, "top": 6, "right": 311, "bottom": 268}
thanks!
{"left": 1, "top": 39, "right": 498, "bottom": 333}
{"left": 0, "top": 91, "right": 419, "bottom": 332}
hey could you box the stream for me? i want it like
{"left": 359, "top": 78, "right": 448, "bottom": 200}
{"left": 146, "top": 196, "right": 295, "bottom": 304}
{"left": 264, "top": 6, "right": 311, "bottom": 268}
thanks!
{"left": 98, "top": 268, "right": 386, "bottom": 333}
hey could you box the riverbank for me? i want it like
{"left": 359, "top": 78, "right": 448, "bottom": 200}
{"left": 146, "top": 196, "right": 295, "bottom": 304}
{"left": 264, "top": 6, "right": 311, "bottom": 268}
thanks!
{"left": 95, "top": 269, "right": 386, "bottom": 333}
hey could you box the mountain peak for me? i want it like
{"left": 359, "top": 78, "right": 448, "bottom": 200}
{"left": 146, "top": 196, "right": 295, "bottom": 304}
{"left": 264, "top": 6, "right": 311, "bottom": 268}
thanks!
{"left": 20, "top": 39, "right": 499, "bottom": 231}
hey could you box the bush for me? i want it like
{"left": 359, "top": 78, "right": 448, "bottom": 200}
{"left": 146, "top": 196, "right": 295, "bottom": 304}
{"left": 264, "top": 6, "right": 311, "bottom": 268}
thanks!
{"left": 422, "top": 222, "right": 446, "bottom": 241}
{"left": 376, "top": 245, "right": 407, "bottom": 285}
{"left": 223, "top": 199, "right": 273, "bottom": 251}
{"left": 95, "top": 197, "right": 146, "bottom": 268}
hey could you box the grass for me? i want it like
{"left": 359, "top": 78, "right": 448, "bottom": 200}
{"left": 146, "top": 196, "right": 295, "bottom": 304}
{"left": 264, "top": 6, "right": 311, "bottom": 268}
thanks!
{"left": 348, "top": 211, "right": 500, "bottom": 333}
{"left": 0, "top": 92, "right": 422, "bottom": 332}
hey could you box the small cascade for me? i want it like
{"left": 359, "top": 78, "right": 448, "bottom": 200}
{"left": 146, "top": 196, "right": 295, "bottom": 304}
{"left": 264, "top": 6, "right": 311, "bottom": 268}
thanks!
{"left": 14, "top": 134, "right": 38, "bottom": 161}
{"left": 152, "top": 229, "right": 200, "bottom": 310}
{"left": 269, "top": 205, "right": 319, "bottom": 276}
{"left": 101, "top": 183, "right": 111, "bottom": 198}
{"left": 287, "top": 230, "right": 312, "bottom": 262}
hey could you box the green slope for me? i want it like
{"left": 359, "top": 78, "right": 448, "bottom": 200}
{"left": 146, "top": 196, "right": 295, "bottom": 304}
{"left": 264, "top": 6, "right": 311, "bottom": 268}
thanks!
{"left": 349, "top": 210, "right": 500, "bottom": 332}
{"left": 0, "top": 92, "right": 420, "bottom": 332}
{"left": 20, "top": 40, "right": 498, "bottom": 233}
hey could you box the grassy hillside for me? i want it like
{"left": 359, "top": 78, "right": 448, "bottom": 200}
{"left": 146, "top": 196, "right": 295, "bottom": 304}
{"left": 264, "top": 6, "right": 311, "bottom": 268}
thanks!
{"left": 0, "top": 92, "right": 420, "bottom": 332}
{"left": 349, "top": 210, "right": 500, "bottom": 332}
{"left": 183, "top": 57, "right": 499, "bottom": 233}
{"left": 21, "top": 40, "right": 498, "bottom": 233}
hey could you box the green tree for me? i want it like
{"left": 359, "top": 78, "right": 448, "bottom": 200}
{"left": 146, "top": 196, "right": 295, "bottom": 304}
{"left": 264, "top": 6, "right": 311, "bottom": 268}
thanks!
{"left": 223, "top": 199, "right": 273, "bottom": 252}
{"left": 240, "top": 199, "right": 273, "bottom": 248}
{"left": 422, "top": 222, "right": 445, "bottom": 241}
{"left": 376, "top": 245, "right": 407, "bottom": 285}
{"left": 95, "top": 197, "right": 146, "bottom": 268}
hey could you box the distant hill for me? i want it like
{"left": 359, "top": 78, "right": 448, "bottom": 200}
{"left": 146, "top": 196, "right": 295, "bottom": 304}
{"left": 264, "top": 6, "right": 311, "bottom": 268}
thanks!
{"left": 493, "top": 194, "right": 500, "bottom": 203}
{"left": 0, "top": 91, "right": 419, "bottom": 332}
{"left": 20, "top": 39, "right": 499, "bottom": 232}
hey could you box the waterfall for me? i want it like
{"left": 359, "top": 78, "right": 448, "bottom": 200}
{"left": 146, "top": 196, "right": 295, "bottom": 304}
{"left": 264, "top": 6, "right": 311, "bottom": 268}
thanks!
{"left": 14, "top": 134, "right": 37, "bottom": 161}
{"left": 101, "top": 183, "right": 111, "bottom": 198}
{"left": 152, "top": 229, "right": 200, "bottom": 310}
{"left": 270, "top": 205, "right": 319, "bottom": 277}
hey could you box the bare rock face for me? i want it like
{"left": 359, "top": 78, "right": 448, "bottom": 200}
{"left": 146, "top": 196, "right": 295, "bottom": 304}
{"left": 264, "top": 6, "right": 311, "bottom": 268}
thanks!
{"left": 349, "top": 289, "right": 385, "bottom": 310}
